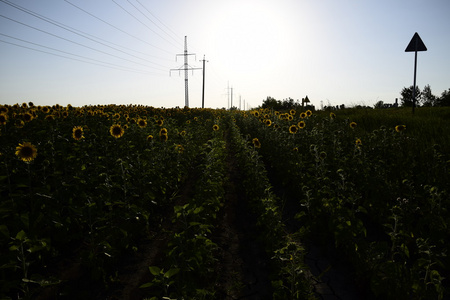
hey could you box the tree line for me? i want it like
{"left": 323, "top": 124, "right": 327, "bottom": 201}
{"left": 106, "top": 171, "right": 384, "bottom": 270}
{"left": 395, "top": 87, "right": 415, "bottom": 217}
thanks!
{"left": 398, "top": 85, "right": 450, "bottom": 107}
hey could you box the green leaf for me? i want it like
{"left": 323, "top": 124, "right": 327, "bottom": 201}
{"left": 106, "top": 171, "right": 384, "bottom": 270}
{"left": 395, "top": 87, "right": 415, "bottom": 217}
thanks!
{"left": 15, "top": 230, "right": 26, "bottom": 241}
{"left": 139, "top": 282, "right": 154, "bottom": 288}
{"left": 164, "top": 268, "right": 180, "bottom": 279}
{"left": 149, "top": 266, "right": 161, "bottom": 276}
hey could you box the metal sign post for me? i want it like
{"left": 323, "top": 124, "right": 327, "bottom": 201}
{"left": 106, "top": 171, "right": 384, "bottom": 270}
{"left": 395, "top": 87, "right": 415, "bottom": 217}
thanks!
{"left": 405, "top": 32, "right": 427, "bottom": 113}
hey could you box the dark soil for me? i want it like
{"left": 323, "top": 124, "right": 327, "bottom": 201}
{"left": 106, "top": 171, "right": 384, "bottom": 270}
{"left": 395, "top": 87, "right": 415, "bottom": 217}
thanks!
{"left": 213, "top": 149, "right": 273, "bottom": 299}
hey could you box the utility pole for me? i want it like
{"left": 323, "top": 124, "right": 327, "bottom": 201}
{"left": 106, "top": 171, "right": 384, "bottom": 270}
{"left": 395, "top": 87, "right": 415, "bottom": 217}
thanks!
{"left": 231, "top": 87, "right": 233, "bottom": 109}
{"left": 170, "top": 36, "right": 201, "bottom": 107}
{"left": 200, "top": 55, "right": 208, "bottom": 108}
{"left": 239, "top": 95, "right": 241, "bottom": 110}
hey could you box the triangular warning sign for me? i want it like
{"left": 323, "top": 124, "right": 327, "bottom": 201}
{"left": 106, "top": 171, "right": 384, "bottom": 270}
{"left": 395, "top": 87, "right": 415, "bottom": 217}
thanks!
{"left": 405, "top": 32, "right": 427, "bottom": 52}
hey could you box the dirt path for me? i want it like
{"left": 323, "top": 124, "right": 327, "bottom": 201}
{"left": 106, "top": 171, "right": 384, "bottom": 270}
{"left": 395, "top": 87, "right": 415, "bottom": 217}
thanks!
{"left": 213, "top": 154, "right": 273, "bottom": 299}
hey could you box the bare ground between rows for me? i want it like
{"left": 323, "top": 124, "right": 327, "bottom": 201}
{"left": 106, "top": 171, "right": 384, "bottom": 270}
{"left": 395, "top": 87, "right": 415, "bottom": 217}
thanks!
{"left": 213, "top": 149, "right": 273, "bottom": 299}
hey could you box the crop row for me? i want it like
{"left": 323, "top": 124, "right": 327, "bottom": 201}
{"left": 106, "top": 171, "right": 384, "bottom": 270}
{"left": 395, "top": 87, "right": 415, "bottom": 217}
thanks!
{"left": 233, "top": 108, "right": 449, "bottom": 299}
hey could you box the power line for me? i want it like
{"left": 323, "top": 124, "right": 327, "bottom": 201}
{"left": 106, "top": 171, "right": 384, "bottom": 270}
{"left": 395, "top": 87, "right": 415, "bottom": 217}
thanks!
{"left": 0, "top": 0, "right": 169, "bottom": 70}
{"left": 124, "top": 0, "right": 182, "bottom": 48}
{"left": 0, "top": 32, "right": 164, "bottom": 75}
{"left": 63, "top": 0, "right": 173, "bottom": 55}
{"left": 135, "top": 0, "right": 181, "bottom": 44}
{"left": 0, "top": 39, "right": 160, "bottom": 75}
{"left": 0, "top": 14, "right": 166, "bottom": 72}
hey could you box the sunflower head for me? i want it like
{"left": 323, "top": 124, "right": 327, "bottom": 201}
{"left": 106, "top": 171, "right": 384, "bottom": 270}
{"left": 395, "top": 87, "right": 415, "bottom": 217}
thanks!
{"left": 300, "top": 112, "right": 307, "bottom": 119}
{"left": 293, "top": 147, "right": 299, "bottom": 152}
{"left": 15, "top": 142, "right": 37, "bottom": 162}
{"left": 306, "top": 110, "right": 312, "bottom": 117}
{"left": 110, "top": 124, "right": 124, "bottom": 138}
{"left": 349, "top": 122, "right": 357, "bottom": 129}
{"left": 264, "top": 119, "right": 272, "bottom": 127}
{"left": 0, "top": 113, "right": 8, "bottom": 125}
{"left": 22, "top": 112, "right": 33, "bottom": 122}
{"left": 298, "top": 121, "right": 306, "bottom": 129}
{"left": 137, "top": 119, "right": 147, "bottom": 128}
{"left": 319, "top": 151, "right": 327, "bottom": 160}
{"left": 159, "top": 128, "right": 168, "bottom": 136}
{"left": 160, "top": 133, "right": 168, "bottom": 142}
{"left": 355, "top": 139, "right": 362, "bottom": 146}
{"left": 330, "top": 112, "right": 336, "bottom": 119}
{"left": 179, "top": 130, "right": 186, "bottom": 136}
{"left": 289, "top": 125, "right": 298, "bottom": 134}
{"left": 45, "top": 115, "right": 55, "bottom": 121}
{"left": 289, "top": 109, "right": 296, "bottom": 116}
{"left": 395, "top": 125, "right": 406, "bottom": 132}
{"left": 252, "top": 138, "right": 261, "bottom": 148}
{"left": 156, "top": 119, "right": 164, "bottom": 126}
{"left": 15, "top": 119, "right": 25, "bottom": 128}
{"left": 147, "top": 134, "right": 154, "bottom": 142}
{"left": 72, "top": 126, "right": 84, "bottom": 141}
{"left": 213, "top": 124, "right": 220, "bottom": 131}
{"left": 175, "top": 144, "right": 184, "bottom": 153}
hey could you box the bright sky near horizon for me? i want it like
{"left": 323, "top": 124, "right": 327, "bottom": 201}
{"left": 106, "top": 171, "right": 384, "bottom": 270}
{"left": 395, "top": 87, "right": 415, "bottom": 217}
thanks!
{"left": 0, "top": 0, "right": 449, "bottom": 109}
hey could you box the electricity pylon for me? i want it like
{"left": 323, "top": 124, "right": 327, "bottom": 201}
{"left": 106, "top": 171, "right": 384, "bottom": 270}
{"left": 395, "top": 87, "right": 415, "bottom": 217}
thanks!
{"left": 170, "top": 36, "right": 201, "bottom": 107}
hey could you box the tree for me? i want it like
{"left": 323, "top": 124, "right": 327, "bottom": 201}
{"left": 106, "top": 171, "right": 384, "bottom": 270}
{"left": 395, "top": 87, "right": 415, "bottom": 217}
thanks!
{"left": 400, "top": 86, "right": 421, "bottom": 107}
{"left": 421, "top": 84, "right": 437, "bottom": 107}
{"left": 438, "top": 88, "right": 450, "bottom": 107}
{"left": 374, "top": 100, "right": 384, "bottom": 109}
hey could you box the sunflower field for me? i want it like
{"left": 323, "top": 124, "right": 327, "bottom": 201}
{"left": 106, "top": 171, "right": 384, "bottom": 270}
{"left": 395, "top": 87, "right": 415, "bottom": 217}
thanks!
{"left": 0, "top": 103, "right": 449, "bottom": 299}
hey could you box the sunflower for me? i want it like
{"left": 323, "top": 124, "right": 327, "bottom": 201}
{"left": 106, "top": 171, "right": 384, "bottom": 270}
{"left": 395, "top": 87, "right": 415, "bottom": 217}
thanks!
{"left": 45, "top": 115, "right": 55, "bottom": 121}
{"left": 159, "top": 128, "right": 168, "bottom": 136}
{"left": 72, "top": 126, "right": 84, "bottom": 140}
{"left": 193, "top": 117, "right": 198, "bottom": 122}
{"left": 175, "top": 144, "right": 184, "bottom": 153}
{"left": 41, "top": 106, "right": 50, "bottom": 114}
{"left": 28, "top": 102, "right": 34, "bottom": 107}
{"left": 287, "top": 115, "right": 294, "bottom": 121}
{"left": 160, "top": 133, "right": 168, "bottom": 142}
{"left": 290, "top": 109, "right": 296, "bottom": 115}
{"left": 319, "top": 151, "right": 327, "bottom": 160}
{"left": 23, "top": 112, "right": 33, "bottom": 122}
{"left": 213, "top": 124, "right": 219, "bottom": 131}
{"left": 15, "top": 142, "right": 37, "bottom": 162}
{"left": 264, "top": 119, "right": 272, "bottom": 127}
{"left": 306, "top": 110, "right": 312, "bottom": 117}
{"left": 0, "top": 106, "right": 8, "bottom": 114}
{"left": 0, "top": 113, "right": 7, "bottom": 125}
{"left": 147, "top": 134, "right": 154, "bottom": 142}
{"left": 298, "top": 121, "right": 306, "bottom": 129}
{"left": 179, "top": 130, "right": 186, "bottom": 136}
{"left": 15, "top": 119, "right": 25, "bottom": 128}
{"left": 330, "top": 112, "right": 336, "bottom": 119}
{"left": 62, "top": 111, "right": 69, "bottom": 118}
{"left": 186, "top": 120, "right": 191, "bottom": 124}
{"left": 349, "top": 122, "right": 357, "bottom": 129}
{"left": 293, "top": 147, "right": 299, "bottom": 152}
{"left": 22, "top": 103, "right": 28, "bottom": 108}
{"left": 110, "top": 124, "right": 124, "bottom": 138}
{"left": 355, "top": 138, "right": 362, "bottom": 146}
{"left": 157, "top": 119, "right": 164, "bottom": 126}
{"left": 252, "top": 138, "right": 261, "bottom": 148}
{"left": 289, "top": 125, "right": 298, "bottom": 134}
{"left": 395, "top": 125, "right": 406, "bottom": 132}
{"left": 300, "top": 112, "right": 307, "bottom": 119}
{"left": 137, "top": 119, "right": 147, "bottom": 128}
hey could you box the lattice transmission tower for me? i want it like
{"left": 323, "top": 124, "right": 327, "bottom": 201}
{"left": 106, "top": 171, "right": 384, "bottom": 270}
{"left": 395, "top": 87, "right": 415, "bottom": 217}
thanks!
{"left": 170, "top": 36, "right": 201, "bottom": 107}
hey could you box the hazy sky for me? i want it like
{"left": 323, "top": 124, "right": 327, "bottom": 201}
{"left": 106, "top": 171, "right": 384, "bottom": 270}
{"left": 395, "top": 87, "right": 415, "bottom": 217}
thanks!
{"left": 1, "top": 0, "right": 449, "bottom": 109}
